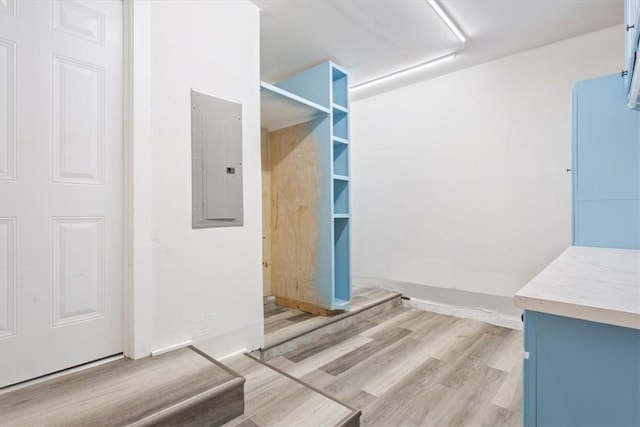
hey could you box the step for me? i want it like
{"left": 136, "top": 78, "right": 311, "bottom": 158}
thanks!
{"left": 261, "top": 287, "right": 402, "bottom": 361}
{"left": 0, "top": 346, "right": 245, "bottom": 427}
{"left": 223, "top": 354, "right": 360, "bottom": 427}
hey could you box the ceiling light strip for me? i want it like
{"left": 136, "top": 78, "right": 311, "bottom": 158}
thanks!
{"left": 351, "top": 52, "right": 457, "bottom": 91}
{"left": 427, "top": 0, "right": 466, "bottom": 43}
{"left": 349, "top": 0, "right": 466, "bottom": 92}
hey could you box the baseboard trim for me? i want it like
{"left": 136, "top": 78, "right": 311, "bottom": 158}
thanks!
{"left": 216, "top": 348, "right": 250, "bottom": 363}
{"left": 354, "top": 276, "right": 522, "bottom": 330}
{"left": 403, "top": 296, "right": 522, "bottom": 330}
{"left": 151, "top": 340, "right": 193, "bottom": 357}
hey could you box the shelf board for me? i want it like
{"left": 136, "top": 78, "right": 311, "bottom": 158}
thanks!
{"left": 333, "top": 174, "right": 350, "bottom": 181}
{"left": 333, "top": 214, "right": 350, "bottom": 219}
{"left": 260, "top": 81, "right": 330, "bottom": 132}
{"left": 332, "top": 103, "right": 349, "bottom": 114}
{"left": 333, "top": 136, "right": 349, "bottom": 145}
{"left": 331, "top": 63, "right": 348, "bottom": 80}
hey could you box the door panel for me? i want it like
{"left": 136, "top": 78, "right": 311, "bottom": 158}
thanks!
{"left": 0, "top": 217, "right": 16, "bottom": 338}
{"left": 0, "top": 38, "right": 16, "bottom": 181}
{"left": 52, "top": 54, "right": 104, "bottom": 184}
{"left": 0, "top": 0, "right": 123, "bottom": 387}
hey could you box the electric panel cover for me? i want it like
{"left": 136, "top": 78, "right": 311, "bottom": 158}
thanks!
{"left": 191, "top": 90, "right": 243, "bottom": 228}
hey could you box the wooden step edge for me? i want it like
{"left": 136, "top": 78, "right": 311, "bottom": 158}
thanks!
{"left": 262, "top": 293, "right": 402, "bottom": 351}
{"left": 336, "top": 409, "right": 362, "bottom": 427}
{"left": 189, "top": 346, "right": 245, "bottom": 380}
{"left": 246, "top": 354, "right": 361, "bottom": 426}
{"left": 129, "top": 346, "right": 246, "bottom": 427}
{"left": 129, "top": 376, "right": 245, "bottom": 427}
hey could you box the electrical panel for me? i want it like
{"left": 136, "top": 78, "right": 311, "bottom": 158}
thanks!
{"left": 191, "top": 90, "right": 243, "bottom": 228}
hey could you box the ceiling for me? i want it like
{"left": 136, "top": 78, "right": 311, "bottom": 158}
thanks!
{"left": 252, "top": 0, "right": 624, "bottom": 100}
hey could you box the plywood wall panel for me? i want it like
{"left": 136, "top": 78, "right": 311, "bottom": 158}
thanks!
{"left": 268, "top": 121, "right": 321, "bottom": 306}
{"left": 261, "top": 128, "right": 272, "bottom": 297}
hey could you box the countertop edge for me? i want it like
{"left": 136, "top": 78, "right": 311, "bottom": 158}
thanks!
{"left": 514, "top": 294, "right": 640, "bottom": 330}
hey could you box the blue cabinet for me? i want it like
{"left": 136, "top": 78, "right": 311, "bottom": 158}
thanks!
{"left": 572, "top": 74, "right": 640, "bottom": 249}
{"left": 522, "top": 73, "right": 640, "bottom": 426}
{"left": 523, "top": 311, "right": 640, "bottom": 427}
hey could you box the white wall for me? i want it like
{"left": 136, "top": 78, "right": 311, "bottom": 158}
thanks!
{"left": 145, "top": 0, "right": 263, "bottom": 357}
{"left": 351, "top": 26, "right": 623, "bottom": 300}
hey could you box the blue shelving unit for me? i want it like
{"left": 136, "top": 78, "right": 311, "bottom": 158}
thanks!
{"left": 260, "top": 62, "right": 351, "bottom": 311}
{"left": 330, "top": 64, "right": 352, "bottom": 309}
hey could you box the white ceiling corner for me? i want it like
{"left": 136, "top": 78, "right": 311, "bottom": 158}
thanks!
{"left": 253, "top": 0, "right": 624, "bottom": 99}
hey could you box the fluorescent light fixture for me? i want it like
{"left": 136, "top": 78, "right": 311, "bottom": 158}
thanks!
{"left": 427, "top": 0, "right": 466, "bottom": 43}
{"left": 351, "top": 52, "right": 457, "bottom": 92}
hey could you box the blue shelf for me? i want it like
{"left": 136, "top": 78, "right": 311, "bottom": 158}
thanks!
{"left": 332, "top": 103, "right": 349, "bottom": 114}
{"left": 333, "top": 142, "right": 349, "bottom": 177}
{"left": 260, "top": 82, "right": 329, "bottom": 132}
{"left": 332, "top": 108, "right": 348, "bottom": 140}
{"left": 333, "top": 174, "right": 349, "bottom": 181}
{"left": 332, "top": 65, "right": 349, "bottom": 109}
{"left": 275, "top": 62, "right": 331, "bottom": 108}
{"left": 334, "top": 180, "right": 349, "bottom": 214}
{"left": 333, "top": 136, "right": 349, "bottom": 145}
{"left": 333, "top": 217, "right": 350, "bottom": 307}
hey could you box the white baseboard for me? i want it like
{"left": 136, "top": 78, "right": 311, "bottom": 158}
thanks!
{"left": 217, "top": 348, "right": 249, "bottom": 362}
{"left": 353, "top": 275, "right": 522, "bottom": 329}
{"left": 151, "top": 340, "right": 194, "bottom": 357}
{"left": 403, "top": 296, "right": 522, "bottom": 330}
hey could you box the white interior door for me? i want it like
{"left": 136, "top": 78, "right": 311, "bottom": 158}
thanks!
{"left": 0, "top": 0, "right": 123, "bottom": 387}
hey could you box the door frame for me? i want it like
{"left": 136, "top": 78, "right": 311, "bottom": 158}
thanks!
{"left": 122, "top": 0, "right": 153, "bottom": 360}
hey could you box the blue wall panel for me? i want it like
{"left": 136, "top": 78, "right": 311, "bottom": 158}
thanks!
{"left": 275, "top": 62, "right": 331, "bottom": 109}
{"left": 573, "top": 74, "right": 640, "bottom": 249}
{"left": 312, "top": 116, "right": 335, "bottom": 308}
{"left": 575, "top": 199, "right": 640, "bottom": 249}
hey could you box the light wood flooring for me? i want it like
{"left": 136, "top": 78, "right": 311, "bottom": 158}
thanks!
{"left": 0, "top": 347, "right": 244, "bottom": 427}
{"left": 223, "top": 354, "right": 358, "bottom": 427}
{"left": 263, "top": 303, "right": 523, "bottom": 427}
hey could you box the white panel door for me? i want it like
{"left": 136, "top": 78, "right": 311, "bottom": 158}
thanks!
{"left": 0, "top": 0, "right": 123, "bottom": 387}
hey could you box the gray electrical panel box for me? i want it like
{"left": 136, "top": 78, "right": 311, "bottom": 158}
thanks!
{"left": 191, "top": 90, "right": 243, "bottom": 228}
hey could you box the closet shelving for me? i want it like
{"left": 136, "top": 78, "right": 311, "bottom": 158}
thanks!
{"left": 260, "top": 61, "right": 351, "bottom": 312}
{"left": 330, "top": 64, "right": 351, "bottom": 308}
{"left": 259, "top": 81, "right": 329, "bottom": 131}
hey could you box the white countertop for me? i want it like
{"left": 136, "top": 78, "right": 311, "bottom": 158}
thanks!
{"left": 514, "top": 246, "right": 640, "bottom": 330}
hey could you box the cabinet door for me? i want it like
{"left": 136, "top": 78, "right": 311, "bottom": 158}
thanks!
{"left": 572, "top": 74, "right": 640, "bottom": 249}
{"left": 529, "top": 312, "right": 640, "bottom": 427}
{"left": 522, "top": 311, "right": 537, "bottom": 427}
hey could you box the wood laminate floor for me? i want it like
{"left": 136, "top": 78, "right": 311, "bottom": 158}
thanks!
{"left": 223, "top": 354, "right": 358, "bottom": 427}
{"left": 0, "top": 347, "right": 243, "bottom": 427}
{"left": 266, "top": 304, "right": 523, "bottom": 427}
